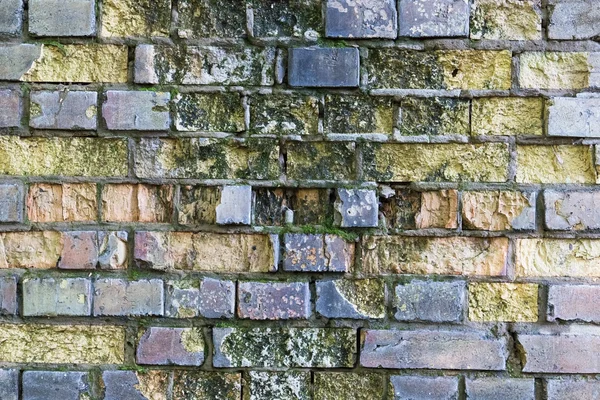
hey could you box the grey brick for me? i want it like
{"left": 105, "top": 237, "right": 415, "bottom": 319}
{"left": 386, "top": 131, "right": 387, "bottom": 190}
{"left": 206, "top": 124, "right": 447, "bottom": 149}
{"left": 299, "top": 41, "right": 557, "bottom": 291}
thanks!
{"left": 547, "top": 379, "right": 600, "bottom": 400}
{"left": 361, "top": 329, "right": 506, "bottom": 370}
{"left": 246, "top": 371, "right": 311, "bottom": 400}
{"left": 399, "top": 0, "right": 470, "bottom": 37}
{"left": 28, "top": 0, "right": 95, "bottom": 37}
{"left": 0, "top": 44, "right": 41, "bottom": 81}
{"left": 0, "top": 183, "right": 23, "bottom": 223}
{"left": 166, "top": 278, "right": 235, "bottom": 319}
{"left": 0, "top": 369, "right": 18, "bottom": 400}
{"left": 334, "top": 188, "right": 378, "bottom": 227}
{"left": 316, "top": 279, "right": 385, "bottom": 319}
{"left": 102, "top": 90, "right": 170, "bottom": 131}
{"left": 216, "top": 185, "right": 252, "bottom": 225}
{"left": 137, "top": 327, "right": 205, "bottom": 366}
{"left": 547, "top": 96, "right": 600, "bottom": 138}
{"left": 98, "top": 231, "right": 128, "bottom": 269}
{"left": 0, "top": 89, "right": 21, "bottom": 127}
{"left": 465, "top": 378, "right": 534, "bottom": 400}
{"left": 395, "top": 280, "right": 466, "bottom": 322}
{"left": 325, "top": 0, "right": 397, "bottom": 39}
{"left": 23, "top": 371, "right": 90, "bottom": 400}
{"left": 391, "top": 376, "right": 458, "bottom": 400}
{"left": 288, "top": 48, "right": 359, "bottom": 87}
{"left": 0, "top": 277, "right": 17, "bottom": 315}
{"left": 238, "top": 281, "right": 311, "bottom": 320}
{"left": 0, "top": 0, "right": 22, "bottom": 35}
{"left": 283, "top": 233, "right": 353, "bottom": 272}
{"left": 102, "top": 371, "right": 167, "bottom": 400}
{"left": 23, "top": 277, "right": 91, "bottom": 316}
{"left": 548, "top": 285, "right": 600, "bottom": 322}
{"left": 548, "top": 0, "right": 600, "bottom": 40}
{"left": 93, "top": 278, "right": 164, "bottom": 316}
{"left": 30, "top": 90, "right": 97, "bottom": 130}
{"left": 544, "top": 190, "right": 600, "bottom": 230}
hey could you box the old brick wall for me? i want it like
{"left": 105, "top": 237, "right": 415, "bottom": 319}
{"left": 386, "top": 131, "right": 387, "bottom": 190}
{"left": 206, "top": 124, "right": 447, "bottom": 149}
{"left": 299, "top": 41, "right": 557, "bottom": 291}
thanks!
{"left": 0, "top": 0, "right": 599, "bottom": 398}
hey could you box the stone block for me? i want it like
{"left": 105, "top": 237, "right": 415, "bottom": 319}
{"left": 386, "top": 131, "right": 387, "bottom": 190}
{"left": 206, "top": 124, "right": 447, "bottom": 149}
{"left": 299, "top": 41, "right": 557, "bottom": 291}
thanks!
{"left": 137, "top": 327, "right": 204, "bottom": 366}
{"left": 238, "top": 281, "right": 311, "bottom": 320}
{"left": 0, "top": 89, "right": 21, "bottom": 127}
{"left": 288, "top": 48, "right": 359, "bottom": 87}
{"left": 22, "top": 371, "right": 90, "bottom": 400}
{"left": 23, "top": 277, "right": 92, "bottom": 316}
{"left": 93, "top": 278, "right": 164, "bottom": 316}
{"left": 30, "top": 90, "right": 97, "bottom": 130}
{"left": 316, "top": 279, "right": 385, "bottom": 319}
{"left": 334, "top": 189, "right": 378, "bottom": 228}
{"left": 399, "top": 0, "right": 469, "bottom": 37}
{"left": 395, "top": 280, "right": 465, "bottom": 322}
{"left": 216, "top": 185, "right": 252, "bottom": 225}
{"left": 0, "top": 183, "right": 22, "bottom": 223}
{"left": 103, "top": 90, "right": 170, "bottom": 131}
{"left": 326, "top": 0, "right": 397, "bottom": 38}
{"left": 29, "top": 0, "right": 95, "bottom": 36}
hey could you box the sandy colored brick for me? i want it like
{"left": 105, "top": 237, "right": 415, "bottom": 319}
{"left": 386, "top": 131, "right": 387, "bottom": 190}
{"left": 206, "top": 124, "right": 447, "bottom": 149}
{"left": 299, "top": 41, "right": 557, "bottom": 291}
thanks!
{"left": 472, "top": 97, "right": 543, "bottom": 136}
{"left": 462, "top": 191, "right": 536, "bottom": 231}
{"left": 101, "top": 0, "right": 170, "bottom": 37}
{"left": 470, "top": 0, "right": 542, "bottom": 40}
{"left": 519, "top": 52, "right": 594, "bottom": 89}
{"left": 415, "top": 190, "right": 458, "bottom": 229}
{"left": 102, "top": 184, "right": 173, "bottom": 223}
{"left": 436, "top": 50, "right": 512, "bottom": 90}
{"left": 516, "top": 238, "right": 600, "bottom": 277}
{"left": 516, "top": 145, "right": 595, "bottom": 183}
{"left": 0, "top": 231, "right": 62, "bottom": 269}
{"left": 27, "top": 183, "right": 97, "bottom": 222}
{"left": 469, "top": 283, "right": 538, "bottom": 322}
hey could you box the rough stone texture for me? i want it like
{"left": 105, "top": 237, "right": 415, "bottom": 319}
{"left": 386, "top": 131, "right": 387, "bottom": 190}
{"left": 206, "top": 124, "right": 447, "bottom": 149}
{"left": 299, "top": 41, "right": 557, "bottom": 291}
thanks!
{"left": 544, "top": 190, "right": 600, "bottom": 230}
{"left": 287, "top": 142, "right": 356, "bottom": 180}
{"left": 415, "top": 190, "right": 458, "bottom": 229}
{"left": 361, "top": 236, "right": 508, "bottom": 276}
{"left": 548, "top": 0, "right": 600, "bottom": 40}
{"left": 23, "top": 277, "right": 91, "bottom": 316}
{"left": 465, "top": 378, "right": 535, "bottom": 400}
{"left": 391, "top": 375, "right": 459, "bottom": 400}
{"left": 166, "top": 278, "right": 235, "bottom": 319}
{"left": 0, "top": 183, "right": 22, "bottom": 223}
{"left": 314, "top": 372, "right": 385, "bottom": 400}
{"left": 548, "top": 285, "right": 600, "bottom": 322}
{"left": 30, "top": 90, "right": 97, "bottom": 130}
{"left": 0, "top": 231, "right": 62, "bottom": 269}
{"left": 238, "top": 281, "right": 311, "bottom": 320}
{"left": 399, "top": 0, "right": 469, "bottom": 37}
{"left": 325, "top": 0, "right": 397, "bottom": 39}
{"left": 57, "top": 231, "right": 98, "bottom": 269}
{"left": 173, "top": 371, "right": 241, "bottom": 400}
{"left": 0, "top": 0, "right": 22, "bottom": 35}
{"left": 361, "top": 329, "right": 507, "bottom": 370}
{"left": 98, "top": 231, "right": 129, "bottom": 269}
{"left": 103, "top": 370, "right": 169, "bottom": 400}
{"left": 93, "top": 278, "right": 164, "bottom": 316}
{"left": 103, "top": 90, "right": 170, "bottom": 131}
{"left": 325, "top": 94, "right": 394, "bottom": 134}
{"left": 135, "top": 231, "right": 279, "bottom": 272}
{"left": 547, "top": 95, "right": 600, "bottom": 138}
{"left": 0, "top": 324, "right": 124, "bottom": 363}
{"left": 519, "top": 52, "right": 594, "bottom": 89}
{"left": 288, "top": 48, "right": 360, "bottom": 87}
{"left": 22, "top": 371, "right": 90, "bottom": 400}
{"left": 216, "top": 185, "right": 252, "bottom": 225}
{"left": 177, "top": 0, "right": 245, "bottom": 38}
{"left": 175, "top": 92, "right": 244, "bottom": 132}
{"left": 250, "top": 0, "right": 322, "bottom": 38}
{"left": 379, "top": 189, "right": 429, "bottom": 229}
{"left": 472, "top": 97, "right": 543, "bottom": 136}
{"left": 547, "top": 378, "right": 600, "bottom": 399}
{"left": 245, "top": 371, "right": 310, "bottom": 400}
{"left": 102, "top": 184, "right": 173, "bottom": 223}
{"left": 0, "top": 89, "right": 21, "bottom": 127}
{"left": 316, "top": 279, "right": 386, "bottom": 319}
{"left": 27, "top": 183, "right": 96, "bottom": 222}
{"left": 470, "top": 0, "right": 541, "bottom": 40}
{"left": 213, "top": 328, "right": 357, "bottom": 368}
{"left": 101, "top": 0, "right": 170, "bottom": 37}
{"left": 516, "top": 145, "right": 595, "bottom": 183}
{"left": 178, "top": 185, "right": 220, "bottom": 225}
{"left": 462, "top": 191, "right": 536, "bottom": 231}
{"left": 0, "top": 277, "right": 17, "bottom": 315}
{"left": 0, "top": 369, "right": 18, "bottom": 400}
{"left": 398, "top": 97, "right": 469, "bottom": 137}
{"left": 137, "top": 327, "right": 204, "bottom": 366}
{"left": 334, "top": 189, "right": 378, "bottom": 228}
{"left": 250, "top": 93, "right": 319, "bottom": 136}
{"left": 469, "top": 283, "right": 539, "bottom": 322}
{"left": 29, "top": 0, "right": 95, "bottom": 37}
{"left": 395, "top": 280, "right": 466, "bottom": 322}
{"left": 516, "top": 238, "right": 600, "bottom": 277}
{"left": 283, "top": 233, "right": 354, "bottom": 272}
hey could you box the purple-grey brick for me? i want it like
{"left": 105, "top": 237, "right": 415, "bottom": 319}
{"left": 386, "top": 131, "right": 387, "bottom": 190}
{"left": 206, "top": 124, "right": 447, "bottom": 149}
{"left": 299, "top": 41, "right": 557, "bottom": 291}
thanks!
{"left": 391, "top": 376, "right": 458, "bottom": 400}
{"left": 335, "top": 188, "right": 379, "bottom": 228}
{"left": 30, "top": 90, "right": 97, "bottom": 130}
{"left": 28, "top": 0, "right": 95, "bottom": 37}
{"left": 395, "top": 280, "right": 466, "bottom": 322}
{"left": 103, "top": 90, "right": 170, "bottom": 131}
{"left": 0, "top": 369, "right": 18, "bottom": 400}
{"left": 283, "top": 233, "right": 353, "bottom": 272}
{"left": 166, "top": 278, "right": 235, "bottom": 319}
{"left": 0, "top": 277, "right": 17, "bottom": 315}
{"left": 399, "top": 0, "right": 470, "bottom": 37}
{"left": 216, "top": 185, "right": 252, "bottom": 225}
{"left": 548, "top": 285, "right": 600, "bottom": 323}
{"left": 0, "top": 183, "right": 23, "bottom": 223}
{"left": 0, "top": 0, "right": 22, "bottom": 35}
{"left": 544, "top": 190, "right": 600, "bottom": 230}
{"left": 465, "top": 378, "right": 535, "bottom": 400}
{"left": 137, "top": 327, "right": 205, "bottom": 366}
{"left": 238, "top": 281, "right": 311, "bottom": 320}
{"left": 288, "top": 48, "right": 360, "bottom": 87}
{"left": 0, "top": 89, "right": 21, "bottom": 127}
{"left": 316, "top": 279, "right": 386, "bottom": 319}
{"left": 93, "top": 278, "right": 164, "bottom": 316}
{"left": 102, "top": 371, "right": 162, "bottom": 400}
{"left": 23, "top": 277, "right": 91, "bottom": 316}
{"left": 325, "top": 0, "right": 397, "bottom": 39}
{"left": 23, "top": 371, "right": 90, "bottom": 400}
{"left": 361, "top": 329, "right": 507, "bottom": 370}
{"left": 547, "top": 378, "right": 600, "bottom": 400}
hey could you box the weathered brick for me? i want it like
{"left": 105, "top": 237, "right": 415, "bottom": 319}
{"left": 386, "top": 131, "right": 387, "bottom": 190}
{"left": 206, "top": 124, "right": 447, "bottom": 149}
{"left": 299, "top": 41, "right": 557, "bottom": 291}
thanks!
{"left": 29, "top": 0, "right": 95, "bottom": 37}
{"left": 216, "top": 185, "right": 252, "bottom": 225}
{"left": 399, "top": 0, "right": 469, "bottom": 37}
{"left": 395, "top": 280, "right": 465, "bottom": 322}
{"left": 316, "top": 279, "right": 385, "bottom": 319}
{"left": 0, "top": 369, "right": 18, "bottom": 400}
{"left": 547, "top": 95, "right": 600, "bottom": 138}
{"left": 326, "top": 0, "right": 396, "bottom": 38}
{"left": 519, "top": 52, "right": 599, "bottom": 89}
{"left": 0, "top": 183, "right": 23, "bottom": 223}
{"left": 287, "top": 142, "right": 356, "bottom": 180}
{"left": 249, "top": 93, "right": 319, "bottom": 136}
{"left": 291, "top": 189, "right": 333, "bottom": 225}
{"left": 93, "top": 278, "right": 164, "bottom": 316}
{"left": 363, "top": 143, "right": 509, "bottom": 182}
{"left": 516, "top": 238, "right": 600, "bottom": 277}
{"left": 325, "top": 94, "right": 394, "bottom": 135}
{"left": 516, "top": 145, "right": 595, "bottom": 183}
{"left": 102, "top": 184, "right": 173, "bottom": 223}
{"left": 470, "top": 0, "right": 541, "bottom": 40}
{"left": 23, "top": 277, "right": 91, "bottom": 316}
{"left": 362, "top": 236, "right": 508, "bottom": 276}
{"left": 334, "top": 189, "right": 378, "bottom": 228}
{"left": 213, "top": 328, "right": 356, "bottom": 368}
{"left": 23, "top": 371, "right": 90, "bottom": 400}
{"left": 390, "top": 375, "right": 459, "bottom": 400}
{"left": 288, "top": 48, "right": 360, "bottom": 87}
{"left": 544, "top": 190, "right": 600, "bottom": 230}
{"left": 27, "top": 183, "right": 96, "bottom": 222}
{"left": 238, "top": 281, "right": 311, "bottom": 320}
{"left": 135, "top": 45, "right": 276, "bottom": 85}
{"left": 380, "top": 188, "right": 421, "bottom": 229}
{"left": 135, "top": 231, "right": 279, "bottom": 272}
{"left": 416, "top": 190, "right": 458, "bottom": 229}
{"left": 0, "top": 89, "right": 21, "bottom": 127}
{"left": 134, "top": 138, "right": 279, "bottom": 179}
{"left": 0, "top": 277, "right": 17, "bottom": 315}
{"left": 58, "top": 231, "right": 98, "bottom": 269}
{"left": 0, "top": 0, "right": 22, "bottom": 35}
{"left": 462, "top": 191, "right": 536, "bottom": 231}
{"left": 314, "top": 372, "right": 385, "bottom": 400}
{"left": 250, "top": 0, "right": 321, "bottom": 38}
{"left": 0, "top": 324, "right": 124, "bottom": 363}
{"left": 547, "top": 378, "right": 600, "bottom": 400}
{"left": 177, "top": 0, "right": 245, "bottom": 38}
{"left": 548, "top": 0, "right": 600, "bottom": 40}
{"left": 472, "top": 97, "right": 543, "bottom": 136}
{"left": 469, "top": 283, "right": 538, "bottom": 322}
{"left": 173, "top": 371, "right": 241, "bottom": 400}
{"left": 30, "top": 90, "right": 97, "bottom": 130}
{"left": 101, "top": 0, "right": 170, "bottom": 37}
{"left": 166, "top": 278, "right": 235, "bottom": 319}
{"left": 175, "top": 92, "right": 244, "bottom": 132}
{"left": 245, "top": 371, "right": 310, "bottom": 400}
{"left": 0, "top": 44, "right": 41, "bottom": 80}
{"left": 253, "top": 188, "right": 333, "bottom": 226}
{"left": 103, "top": 90, "right": 170, "bottom": 131}
{"left": 398, "top": 97, "right": 469, "bottom": 137}
{"left": 361, "top": 329, "right": 506, "bottom": 370}
{"left": 0, "top": 231, "right": 62, "bottom": 269}
{"left": 178, "top": 185, "right": 220, "bottom": 225}
{"left": 465, "top": 378, "right": 535, "bottom": 400}
{"left": 283, "top": 233, "right": 354, "bottom": 272}
{"left": 98, "top": 231, "right": 128, "bottom": 269}
{"left": 548, "top": 285, "right": 600, "bottom": 322}
{"left": 137, "top": 327, "right": 204, "bottom": 366}
{"left": 103, "top": 371, "right": 169, "bottom": 400}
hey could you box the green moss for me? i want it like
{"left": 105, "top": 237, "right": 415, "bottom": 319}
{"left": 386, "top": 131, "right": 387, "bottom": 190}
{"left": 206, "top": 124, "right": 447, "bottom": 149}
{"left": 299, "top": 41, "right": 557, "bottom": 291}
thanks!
{"left": 176, "top": 92, "right": 245, "bottom": 132}
{"left": 399, "top": 97, "right": 470, "bottom": 136}
{"left": 287, "top": 142, "right": 356, "bottom": 181}
{"left": 325, "top": 94, "right": 394, "bottom": 134}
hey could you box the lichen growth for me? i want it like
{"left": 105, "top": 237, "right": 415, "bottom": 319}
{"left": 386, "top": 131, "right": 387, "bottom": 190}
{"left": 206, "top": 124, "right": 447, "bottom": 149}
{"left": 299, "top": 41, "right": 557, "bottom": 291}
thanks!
{"left": 516, "top": 145, "right": 595, "bottom": 183}
{"left": 173, "top": 371, "right": 241, "bottom": 400}
{"left": 177, "top": 0, "right": 246, "bottom": 38}
{"left": 470, "top": 0, "right": 542, "bottom": 40}
{"left": 181, "top": 328, "right": 205, "bottom": 354}
{"left": 286, "top": 142, "right": 356, "bottom": 180}
{"left": 101, "top": 0, "right": 171, "bottom": 37}
{"left": 472, "top": 97, "right": 543, "bottom": 135}
{"left": 250, "top": 94, "right": 319, "bottom": 136}
{"left": 324, "top": 94, "right": 393, "bottom": 134}
{"left": 314, "top": 372, "right": 385, "bottom": 400}
{"left": 175, "top": 92, "right": 245, "bottom": 132}
{"left": 398, "top": 97, "right": 469, "bottom": 136}
{"left": 334, "top": 279, "right": 386, "bottom": 318}
{"left": 366, "top": 49, "right": 444, "bottom": 89}
{"left": 469, "top": 283, "right": 539, "bottom": 322}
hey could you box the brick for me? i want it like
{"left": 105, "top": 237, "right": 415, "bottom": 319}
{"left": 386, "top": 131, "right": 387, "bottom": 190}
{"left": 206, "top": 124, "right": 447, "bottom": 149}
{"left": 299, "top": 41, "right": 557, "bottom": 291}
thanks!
{"left": 166, "top": 278, "right": 235, "bottom": 319}
{"left": 397, "top": 97, "right": 469, "bottom": 137}
{"left": 334, "top": 189, "right": 378, "bottom": 228}
{"left": 395, "top": 280, "right": 465, "bottom": 322}
{"left": 134, "top": 138, "right": 279, "bottom": 179}
{"left": 253, "top": 188, "right": 333, "bottom": 226}
{"left": 135, "top": 45, "right": 276, "bottom": 85}
{"left": 101, "top": 0, "right": 170, "bottom": 37}
{"left": 98, "top": 231, "right": 128, "bottom": 269}
{"left": 246, "top": 371, "right": 310, "bottom": 400}
{"left": 462, "top": 191, "right": 536, "bottom": 231}
{"left": 516, "top": 238, "right": 600, "bottom": 277}
{"left": 173, "top": 371, "right": 241, "bottom": 400}
{"left": 470, "top": 0, "right": 541, "bottom": 40}
{"left": 177, "top": 0, "right": 245, "bottom": 38}
{"left": 0, "top": 0, "right": 22, "bottom": 35}
{"left": 415, "top": 190, "right": 458, "bottom": 229}
{"left": 93, "top": 278, "right": 164, "bottom": 316}
{"left": 516, "top": 145, "right": 595, "bottom": 183}
{"left": 390, "top": 376, "right": 459, "bottom": 400}
{"left": 30, "top": 90, "right": 97, "bottom": 130}
{"left": 249, "top": 93, "right": 319, "bottom": 136}
{"left": 363, "top": 143, "right": 509, "bottom": 182}
{"left": 0, "top": 231, "right": 62, "bottom": 269}
{"left": 287, "top": 141, "right": 356, "bottom": 180}
{"left": 399, "top": 0, "right": 469, "bottom": 37}
{"left": 23, "top": 371, "right": 90, "bottom": 400}
{"left": 0, "top": 183, "right": 23, "bottom": 223}
{"left": 135, "top": 231, "right": 279, "bottom": 272}
{"left": 361, "top": 329, "right": 506, "bottom": 370}
{"left": 465, "top": 378, "right": 535, "bottom": 400}
{"left": 29, "top": 0, "right": 95, "bottom": 36}
{"left": 472, "top": 97, "right": 543, "bottom": 136}
{"left": 0, "top": 370, "right": 18, "bottom": 400}
{"left": 544, "top": 190, "right": 600, "bottom": 230}
{"left": 548, "top": 285, "right": 600, "bottom": 322}
{"left": 548, "top": 0, "right": 600, "bottom": 40}
{"left": 325, "top": 94, "right": 394, "bottom": 135}
{"left": 0, "top": 277, "right": 17, "bottom": 315}
{"left": 291, "top": 189, "right": 333, "bottom": 225}
{"left": 0, "top": 44, "right": 41, "bottom": 80}
{"left": 316, "top": 279, "right": 385, "bottom": 319}
{"left": 288, "top": 48, "right": 360, "bottom": 87}
{"left": 137, "top": 327, "right": 204, "bottom": 366}
{"left": 0, "top": 89, "right": 21, "bottom": 127}
{"left": 0, "top": 324, "right": 124, "bottom": 363}
{"left": 283, "top": 233, "right": 354, "bottom": 272}
{"left": 519, "top": 52, "right": 599, "bottom": 89}
{"left": 238, "top": 281, "right": 311, "bottom": 320}
{"left": 27, "top": 183, "right": 96, "bottom": 222}
{"left": 366, "top": 49, "right": 512, "bottom": 90}
{"left": 216, "top": 186, "right": 252, "bottom": 225}
{"left": 178, "top": 185, "right": 220, "bottom": 225}
{"left": 23, "top": 277, "right": 91, "bottom": 316}
{"left": 250, "top": 0, "right": 321, "bottom": 38}
{"left": 361, "top": 236, "right": 508, "bottom": 276}
{"left": 547, "top": 95, "right": 600, "bottom": 138}
{"left": 379, "top": 188, "right": 421, "bottom": 229}
{"left": 103, "top": 371, "right": 169, "bottom": 400}
{"left": 102, "top": 184, "right": 173, "bottom": 223}
{"left": 469, "top": 283, "right": 538, "bottom": 322}
{"left": 326, "top": 0, "right": 397, "bottom": 38}
{"left": 175, "top": 92, "right": 244, "bottom": 132}
{"left": 103, "top": 90, "right": 170, "bottom": 131}
{"left": 547, "top": 379, "right": 600, "bottom": 400}
{"left": 314, "top": 372, "right": 385, "bottom": 400}
{"left": 213, "top": 327, "right": 356, "bottom": 368}
{"left": 58, "top": 231, "right": 98, "bottom": 269}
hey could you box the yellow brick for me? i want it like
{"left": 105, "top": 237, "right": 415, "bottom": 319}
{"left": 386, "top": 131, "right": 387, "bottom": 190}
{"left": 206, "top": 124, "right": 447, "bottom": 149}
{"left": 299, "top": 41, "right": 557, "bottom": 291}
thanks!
{"left": 469, "top": 283, "right": 538, "bottom": 322}
{"left": 0, "top": 231, "right": 62, "bottom": 269}
{"left": 472, "top": 97, "right": 543, "bottom": 136}
{"left": 437, "top": 50, "right": 512, "bottom": 90}
{"left": 519, "top": 52, "right": 591, "bottom": 89}
{"left": 516, "top": 145, "right": 595, "bottom": 183}
{"left": 470, "top": 0, "right": 541, "bottom": 40}
{"left": 101, "top": 0, "right": 171, "bottom": 37}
